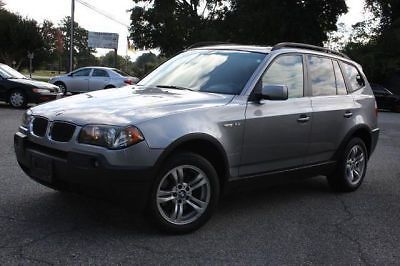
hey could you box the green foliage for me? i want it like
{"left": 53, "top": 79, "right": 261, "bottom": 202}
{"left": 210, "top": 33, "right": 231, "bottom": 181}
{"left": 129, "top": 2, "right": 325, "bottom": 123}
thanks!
{"left": 344, "top": 1, "right": 400, "bottom": 85}
{"left": 129, "top": 0, "right": 347, "bottom": 56}
{"left": 59, "top": 17, "right": 97, "bottom": 70}
{"left": 0, "top": 9, "right": 43, "bottom": 70}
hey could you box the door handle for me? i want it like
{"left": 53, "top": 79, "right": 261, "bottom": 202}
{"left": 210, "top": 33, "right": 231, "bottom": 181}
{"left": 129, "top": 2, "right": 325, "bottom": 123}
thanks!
{"left": 344, "top": 111, "right": 353, "bottom": 118}
{"left": 297, "top": 114, "right": 310, "bottom": 123}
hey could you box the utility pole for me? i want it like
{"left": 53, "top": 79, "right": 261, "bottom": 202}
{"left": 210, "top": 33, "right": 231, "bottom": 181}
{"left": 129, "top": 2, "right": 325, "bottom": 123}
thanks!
{"left": 70, "top": 0, "right": 75, "bottom": 73}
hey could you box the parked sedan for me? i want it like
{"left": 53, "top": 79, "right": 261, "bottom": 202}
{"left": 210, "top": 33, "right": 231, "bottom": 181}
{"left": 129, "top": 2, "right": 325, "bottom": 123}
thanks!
{"left": 0, "top": 64, "right": 62, "bottom": 108}
{"left": 49, "top": 67, "right": 139, "bottom": 94}
{"left": 371, "top": 84, "right": 400, "bottom": 112}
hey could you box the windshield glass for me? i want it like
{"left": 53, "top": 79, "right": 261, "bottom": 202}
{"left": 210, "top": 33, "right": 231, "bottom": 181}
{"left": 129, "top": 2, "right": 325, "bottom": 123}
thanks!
{"left": 138, "top": 50, "right": 266, "bottom": 95}
{"left": 0, "top": 64, "right": 27, "bottom": 79}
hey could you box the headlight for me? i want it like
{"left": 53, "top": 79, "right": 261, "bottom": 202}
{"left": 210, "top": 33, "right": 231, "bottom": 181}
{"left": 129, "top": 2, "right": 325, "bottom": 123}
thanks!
{"left": 78, "top": 125, "right": 144, "bottom": 149}
{"left": 21, "top": 109, "right": 33, "bottom": 129}
{"left": 32, "top": 88, "right": 51, "bottom": 94}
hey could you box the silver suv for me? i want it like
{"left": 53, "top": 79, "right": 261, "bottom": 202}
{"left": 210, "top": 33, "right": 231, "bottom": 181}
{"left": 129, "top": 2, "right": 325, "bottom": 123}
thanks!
{"left": 14, "top": 43, "right": 379, "bottom": 233}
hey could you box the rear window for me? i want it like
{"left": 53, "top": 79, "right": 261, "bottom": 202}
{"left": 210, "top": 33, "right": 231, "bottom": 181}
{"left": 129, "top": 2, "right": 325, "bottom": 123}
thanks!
{"left": 341, "top": 62, "right": 365, "bottom": 92}
{"left": 113, "top": 69, "right": 130, "bottom": 77}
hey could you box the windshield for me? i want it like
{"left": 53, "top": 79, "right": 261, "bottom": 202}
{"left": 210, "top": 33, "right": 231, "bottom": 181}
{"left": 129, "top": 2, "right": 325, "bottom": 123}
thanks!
{"left": 138, "top": 50, "right": 266, "bottom": 95}
{"left": 0, "top": 64, "right": 27, "bottom": 79}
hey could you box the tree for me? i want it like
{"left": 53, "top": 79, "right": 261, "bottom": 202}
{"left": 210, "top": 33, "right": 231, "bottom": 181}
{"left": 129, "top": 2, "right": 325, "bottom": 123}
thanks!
{"left": 59, "top": 17, "right": 97, "bottom": 70}
{"left": 226, "top": 0, "right": 347, "bottom": 46}
{"left": 129, "top": 0, "right": 347, "bottom": 56}
{"left": 130, "top": 0, "right": 230, "bottom": 56}
{"left": 0, "top": 9, "right": 43, "bottom": 69}
{"left": 0, "top": 1, "right": 5, "bottom": 9}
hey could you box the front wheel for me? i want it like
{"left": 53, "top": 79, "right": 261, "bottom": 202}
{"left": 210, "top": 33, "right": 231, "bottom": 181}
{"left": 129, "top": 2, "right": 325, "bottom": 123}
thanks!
{"left": 327, "top": 137, "right": 368, "bottom": 192}
{"left": 149, "top": 152, "right": 220, "bottom": 233}
{"left": 54, "top": 82, "right": 67, "bottom": 95}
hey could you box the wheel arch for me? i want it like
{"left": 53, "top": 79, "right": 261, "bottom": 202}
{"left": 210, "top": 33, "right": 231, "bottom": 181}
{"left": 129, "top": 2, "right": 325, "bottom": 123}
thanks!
{"left": 332, "top": 125, "right": 372, "bottom": 161}
{"left": 154, "top": 133, "right": 230, "bottom": 188}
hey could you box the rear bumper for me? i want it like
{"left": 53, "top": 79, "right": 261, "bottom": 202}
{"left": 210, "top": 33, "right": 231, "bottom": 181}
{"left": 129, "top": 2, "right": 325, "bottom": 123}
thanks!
{"left": 14, "top": 132, "right": 155, "bottom": 205}
{"left": 370, "top": 128, "right": 380, "bottom": 155}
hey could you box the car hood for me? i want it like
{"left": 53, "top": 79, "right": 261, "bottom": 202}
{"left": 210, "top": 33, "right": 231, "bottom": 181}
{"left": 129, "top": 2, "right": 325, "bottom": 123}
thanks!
{"left": 11, "top": 78, "right": 58, "bottom": 89}
{"left": 30, "top": 86, "right": 234, "bottom": 126}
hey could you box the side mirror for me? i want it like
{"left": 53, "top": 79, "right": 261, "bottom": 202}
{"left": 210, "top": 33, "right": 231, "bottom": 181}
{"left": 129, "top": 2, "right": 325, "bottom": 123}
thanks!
{"left": 68, "top": 73, "right": 73, "bottom": 77}
{"left": 260, "top": 84, "right": 288, "bottom": 101}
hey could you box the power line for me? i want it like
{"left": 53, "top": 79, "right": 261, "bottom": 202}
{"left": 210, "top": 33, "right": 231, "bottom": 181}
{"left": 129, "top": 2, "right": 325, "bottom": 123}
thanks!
{"left": 76, "top": 0, "right": 130, "bottom": 28}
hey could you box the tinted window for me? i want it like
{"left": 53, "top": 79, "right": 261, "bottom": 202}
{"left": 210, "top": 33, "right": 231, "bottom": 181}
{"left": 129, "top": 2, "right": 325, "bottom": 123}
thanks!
{"left": 262, "top": 55, "right": 304, "bottom": 98}
{"left": 73, "top": 69, "right": 91, "bottom": 77}
{"left": 333, "top": 61, "right": 347, "bottom": 95}
{"left": 138, "top": 50, "right": 266, "bottom": 95}
{"left": 92, "top": 69, "right": 109, "bottom": 77}
{"left": 342, "top": 62, "right": 365, "bottom": 92}
{"left": 308, "top": 56, "right": 336, "bottom": 96}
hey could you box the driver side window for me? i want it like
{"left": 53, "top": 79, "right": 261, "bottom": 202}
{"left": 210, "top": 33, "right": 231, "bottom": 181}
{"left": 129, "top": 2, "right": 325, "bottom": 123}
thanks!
{"left": 261, "top": 54, "right": 304, "bottom": 98}
{"left": 73, "top": 69, "right": 91, "bottom": 77}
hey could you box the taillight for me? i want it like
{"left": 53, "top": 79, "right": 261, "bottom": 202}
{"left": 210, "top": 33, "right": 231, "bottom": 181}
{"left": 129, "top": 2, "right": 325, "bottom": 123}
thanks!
{"left": 124, "top": 79, "right": 133, "bottom": 85}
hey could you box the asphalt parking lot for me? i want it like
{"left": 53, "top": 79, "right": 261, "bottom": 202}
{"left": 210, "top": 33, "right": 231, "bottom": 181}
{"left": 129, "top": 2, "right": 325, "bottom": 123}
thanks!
{"left": 0, "top": 103, "right": 399, "bottom": 265}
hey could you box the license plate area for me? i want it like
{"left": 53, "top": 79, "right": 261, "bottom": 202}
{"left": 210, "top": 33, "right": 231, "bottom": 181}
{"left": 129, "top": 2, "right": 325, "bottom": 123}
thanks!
{"left": 30, "top": 153, "right": 53, "bottom": 183}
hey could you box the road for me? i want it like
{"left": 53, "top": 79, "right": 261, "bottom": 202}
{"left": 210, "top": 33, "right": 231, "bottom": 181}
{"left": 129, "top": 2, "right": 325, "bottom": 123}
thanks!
{"left": 0, "top": 103, "right": 399, "bottom": 265}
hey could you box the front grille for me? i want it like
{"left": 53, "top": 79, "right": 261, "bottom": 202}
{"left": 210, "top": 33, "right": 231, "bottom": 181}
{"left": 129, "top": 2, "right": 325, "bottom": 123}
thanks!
{"left": 50, "top": 122, "right": 76, "bottom": 142}
{"left": 31, "top": 117, "right": 48, "bottom": 137}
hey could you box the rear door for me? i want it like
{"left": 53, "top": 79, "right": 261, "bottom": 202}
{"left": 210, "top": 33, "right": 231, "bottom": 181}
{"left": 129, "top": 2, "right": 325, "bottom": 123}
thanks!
{"left": 68, "top": 68, "right": 92, "bottom": 92}
{"left": 240, "top": 54, "right": 312, "bottom": 176}
{"left": 89, "top": 69, "right": 111, "bottom": 91}
{"left": 307, "top": 56, "right": 356, "bottom": 164}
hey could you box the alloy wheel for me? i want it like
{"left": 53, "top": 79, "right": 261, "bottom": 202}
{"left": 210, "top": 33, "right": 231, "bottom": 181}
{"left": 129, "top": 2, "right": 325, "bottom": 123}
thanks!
{"left": 9, "top": 91, "right": 25, "bottom": 108}
{"left": 345, "top": 144, "right": 366, "bottom": 185}
{"left": 156, "top": 165, "right": 211, "bottom": 225}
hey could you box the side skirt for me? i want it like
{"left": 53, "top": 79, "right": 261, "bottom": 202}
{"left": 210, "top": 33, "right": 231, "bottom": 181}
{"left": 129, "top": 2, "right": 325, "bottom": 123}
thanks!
{"left": 225, "top": 161, "right": 337, "bottom": 192}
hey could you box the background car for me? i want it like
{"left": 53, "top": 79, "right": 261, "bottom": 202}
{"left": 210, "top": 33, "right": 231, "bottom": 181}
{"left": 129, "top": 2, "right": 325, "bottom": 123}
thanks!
{"left": 49, "top": 67, "right": 139, "bottom": 94}
{"left": 371, "top": 83, "right": 400, "bottom": 112}
{"left": 0, "top": 63, "right": 62, "bottom": 108}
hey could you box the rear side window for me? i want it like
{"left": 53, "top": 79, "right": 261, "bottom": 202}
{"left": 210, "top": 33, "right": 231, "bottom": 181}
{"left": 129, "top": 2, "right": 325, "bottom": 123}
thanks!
{"left": 307, "top": 56, "right": 336, "bottom": 96}
{"left": 92, "top": 69, "right": 109, "bottom": 77}
{"left": 333, "top": 61, "right": 347, "bottom": 95}
{"left": 341, "top": 62, "right": 365, "bottom": 92}
{"left": 262, "top": 54, "right": 304, "bottom": 98}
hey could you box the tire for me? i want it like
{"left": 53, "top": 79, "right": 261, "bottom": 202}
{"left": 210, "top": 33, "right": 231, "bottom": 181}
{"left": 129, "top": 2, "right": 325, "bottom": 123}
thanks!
{"left": 54, "top": 82, "right": 67, "bottom": 95}
{"left": 104, "top": 85, "right": 115, "bottom": 89}
{"left": 149, "top": 152, "right": 220, "bottom": 233}
{"left": 8, "top": 89, "right": 27, "bottom": 108}
{"left": 327, "top": 137, "right": 368, "bottom": 192}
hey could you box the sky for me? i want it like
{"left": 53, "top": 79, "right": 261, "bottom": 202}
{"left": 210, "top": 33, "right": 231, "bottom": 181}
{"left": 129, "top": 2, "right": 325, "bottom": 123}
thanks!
{"left": 4, "top": 0, "right": 367, "bottom": 60}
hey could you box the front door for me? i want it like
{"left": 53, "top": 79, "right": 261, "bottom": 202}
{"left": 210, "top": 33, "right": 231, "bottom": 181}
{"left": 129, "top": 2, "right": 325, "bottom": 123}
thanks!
{"left": 240, "top": 54, "right": 312, "bottom": 176}
{"left": 68, "top": 68, "right": 91, "bottom": 92}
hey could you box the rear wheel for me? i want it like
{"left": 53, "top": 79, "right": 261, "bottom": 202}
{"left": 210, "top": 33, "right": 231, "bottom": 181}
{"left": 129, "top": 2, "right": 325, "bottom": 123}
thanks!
{"left": 149, "top": 152, "right": 219, "bottom": 233}
{"left": 327, "top": 137, "right": 368, "bottom": 192}
{"left": 104, "top": 85, "right": 115, "bottom": 89}
{"left": 9, "top": 90, "right": 27, "bottom": 108}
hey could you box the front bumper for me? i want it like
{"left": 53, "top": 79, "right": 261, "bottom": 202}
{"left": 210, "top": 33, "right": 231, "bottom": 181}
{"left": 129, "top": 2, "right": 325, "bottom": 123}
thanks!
{"left": 28, "top": 92, "right": 63, "bottom": 104}
{"left": 14, "top": 132, "right": 156, "bottom": 205}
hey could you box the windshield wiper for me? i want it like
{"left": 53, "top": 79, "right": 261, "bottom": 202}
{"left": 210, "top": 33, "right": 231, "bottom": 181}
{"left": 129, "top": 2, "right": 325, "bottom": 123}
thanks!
{"left": 156, "top": 85, "right": 195, "bottom": 92}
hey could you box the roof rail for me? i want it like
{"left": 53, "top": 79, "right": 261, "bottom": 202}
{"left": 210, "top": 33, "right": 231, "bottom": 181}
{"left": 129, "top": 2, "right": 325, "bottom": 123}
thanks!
{"left": 186, "top": 42, "right": 236, "bottom": 49}
{"left": 272, "top": 42, "right": 350, "bottom": 59}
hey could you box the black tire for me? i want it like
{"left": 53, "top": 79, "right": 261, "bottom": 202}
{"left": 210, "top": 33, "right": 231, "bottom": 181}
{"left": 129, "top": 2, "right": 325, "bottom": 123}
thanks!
{"left": 8, "top": 89, "right": 27, "bottom": 108}
{"left": 392, "top": 104, "right": 400, "bottom": 113}
{"left": 104, "top": 85, "right": 115, "bottom": 89}
{"left": 149, "top": 152, "right": 220, "bottom": 234}
{"left": 54, "top": 82, "right": 67, "bottom": 95}
{"left": 327, "top": 137, "right": 368, "bottom": 192}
